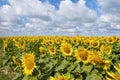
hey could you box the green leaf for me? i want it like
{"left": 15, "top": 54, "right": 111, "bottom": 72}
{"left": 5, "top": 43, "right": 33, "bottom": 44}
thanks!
{"left": 12, "top": 73, "right": 22, "bottom": 80}
{"left": 67, "top": 61, "right": 79, "bottom": 72}
{"left": 2, "top": 55, "right": 11, "bottom": 66}
{"left": 43, "top": 62, "right": 53, "bottom": 72}
{"left": 40, "top": 74, "right": 49, "bottom": 80}
{"left": 28, "top": 76, "right": 38, "bottom": 80}
{"left": 55, "top": 59, "right": 69, "bottom": 71}
{"left": 83, "top": 64, "right": 93, "bottom": 73}
{"left": 73, "top": 64, "right": 83, "bottom": 73}
{"left": 38, "top": 58, "right": 46, "bottom": 63}
{"left": 85, "top": 70, "right": 103, "bottom": 80}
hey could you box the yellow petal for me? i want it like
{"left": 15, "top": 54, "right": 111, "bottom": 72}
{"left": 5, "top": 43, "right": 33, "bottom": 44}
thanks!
{"left": 114, "top": 65, "right": 120, "bottom": 74}
{"left": 106, "top": 71, "right": 116, "bottom": 79}
{"left": 119, "top": 64, "right": 120, "bottom": 68}
{"left": 49, "top": 76, "right": 55, "bottom": 80}
{"left": 106, "top": 76, "right": 112, "bottom": 80}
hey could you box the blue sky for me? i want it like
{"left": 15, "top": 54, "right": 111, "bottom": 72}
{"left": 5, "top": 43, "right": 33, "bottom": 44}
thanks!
{"left": 0, "top": 0, "right": 120, "bottom": 36}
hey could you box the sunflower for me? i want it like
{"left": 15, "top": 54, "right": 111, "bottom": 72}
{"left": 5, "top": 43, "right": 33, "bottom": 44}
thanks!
{"left": 75, "top": 47, "right": 89, "bottom": 63}
{"left": 113, "top": 36, "right": 118, "bottom": 42}
{"left": 3, "top": 39, "right": 8, "bottom": 52}
{"left": 89, "top": 51, "right": 103, "bottom": 66}
{"left": 14, "top": 41, "right": 21, "bottom": 48}
{"left": 60, "top": 42, "right": 73, "bottom": 56}
{"left": 75, "top": 35, "right": 81, "bottom": 44}
{"left": 90, "top": 50, "right": 111, "bottom": 70}
{"left": 90, "top": 39, "right": 100, "bottom": 48}
{"left": 56, "top": 75, "right": 68, "bottom": 80}
{"left": 106, "top": 36, "right": 115, "bottom": 44}
{"left": 48, "top": 46, "right": 56, "bottom": 55}
{"left": 20, "top": 41, "right": 26, "bottom": 50}
{"left": 50, "top": 74, "right": 74, "bottom": 80}
{"left": 100, "top": 35, "right": 106, "bottom": 41}
{"left": 83, "top": 38, "right": 90, "bottom": 46}
{"left": 12, "top": 56, "right": 20, "bottom": 67}
{"left": 100, "top": 45, "right": 112, "bottom": 55}
{"left": 102, "top": 60, "right": 111, "bottom": 70}
{"left": 21, "top": 53, "right": 36, "bottom": 75}
{"left": 39, "top": 46, "right": 46, "bottom": 54}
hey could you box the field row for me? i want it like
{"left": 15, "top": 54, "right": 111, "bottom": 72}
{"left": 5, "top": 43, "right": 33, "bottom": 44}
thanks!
{"left": 0, "top": 35, "right": 120, "bottom": 80}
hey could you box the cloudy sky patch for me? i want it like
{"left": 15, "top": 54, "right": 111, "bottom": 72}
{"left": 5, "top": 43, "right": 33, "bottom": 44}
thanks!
{"left": 0, "top": 0, "right": 120, "bottom": 36}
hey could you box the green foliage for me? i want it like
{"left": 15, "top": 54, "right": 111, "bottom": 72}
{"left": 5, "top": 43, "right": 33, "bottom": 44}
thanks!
{"left": 0, "top": 38, "right": 3, "bottom": 50}
{"left": 86, "top": 70, "right": 103, "bottom": 80}
{"left": 1, "top": 36, "right": 120, "bottom": 80}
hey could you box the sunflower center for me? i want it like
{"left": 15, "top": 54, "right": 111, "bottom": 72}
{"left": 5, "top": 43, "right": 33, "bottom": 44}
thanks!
{"left": 91, "top": 55, "right": 103, "bottom": 65}
{"left": 93, "top": 59, "right": 103, "bottom": 65}
{"left": 84, "top": 40, "right": 90, "bottom": 45}
{"left": 25, "top": 58, "right": 34, "bottom": 70}
{"left": 108, "top": 38, "right": 113, "bottom": 42}
{"left": 64, "top": 47, "right": 70, "bottom": 53}
{"left": 102, "top": 46, "right": 111, "bottom": 53}
{"left": 92, "top": 42, "right": 98, "bottom": 46}
{"left": 59, "top": 78, "right": 66, "bottom": 80}
{"left": 50, "top": 47, "right": 54, "bottom": 52}
{"left": 79, "top": 51, "right": 88, "bottom": 61}
{"left": 104, "top": 47, "right": 109, "bottom": 52}
{"left": 40, "top": 48, "right": 45, "bottom": 54}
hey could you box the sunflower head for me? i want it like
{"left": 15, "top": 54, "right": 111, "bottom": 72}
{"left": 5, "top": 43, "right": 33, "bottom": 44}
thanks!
{"left": 56, "top": 75, "right": 68, "bottom": 80}
{"left": 83, "top": 39, "right": 90, "bottom": 46}
{"left": 21, "top": 53, "right": 36, "bottom": 75}
{"left": 39, "top": 46, "right": 46, "bottom": 54}
{"left": 75, "top": 47, "right": 89, "bottom": 63}
{"left": 14, "top": 41, "right": 21, "bottom": 48}
{"left": 100, "top": 45, "right": 112, "bottom": 55}
{"left": 106, "top": 36, "right": 115, "bottom": 44}
{"left": 75, "top": 35, "right": 81, "bottom": 43}
{"left": 60, "top": 42, "right": 73, "bottom": 56}
{"left": 50, "top": 73, "right": 74, "bottom": 80}
{"left": 48, "top": 46, "right": 56, "bottom": 55}
{"left": 100, "top": 35, "right": 105, "bottom": 41}
{"left": 89, "top": 51, "right": 103, "bottom": 66}
{"left": 12, "top": 56, "right": 20, "bottom": 67}
{"left": 113, "top": 36, "right": 118, "bottom": 41}
{"left": 90, "top": 39, "right": 100, "bottom": 48}
{"left": 3, "top": 40, "right": 8, "bottom": 52}
{"left": 102, "top": 60, "right": 111, "bottom": 70}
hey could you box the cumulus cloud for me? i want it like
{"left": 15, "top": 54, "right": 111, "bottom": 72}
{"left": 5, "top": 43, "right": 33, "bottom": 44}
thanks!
{"left": 97, "top": 0, "right": 120, "bottom": 35}
{"left": 0, "top": 0, "right": 120, "bottom": 36}
{"left": 57, "top": 0, "right": 96, "bottom": 21}
{"left": 0, "top": 0, "right": 98, "bottom": 36}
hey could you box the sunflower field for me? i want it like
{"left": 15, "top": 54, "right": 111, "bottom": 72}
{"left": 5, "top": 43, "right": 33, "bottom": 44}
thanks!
{"left": 0, "top": 35, "right": 120, "bottom": 80}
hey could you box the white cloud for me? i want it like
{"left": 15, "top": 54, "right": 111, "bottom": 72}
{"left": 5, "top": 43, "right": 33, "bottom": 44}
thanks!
{"left": 8, "top": 0, "right": 55, "bottom": 16}
{"left": 111, "top": 23, "right": 120, "bottom": 29}
{"left": 0, "top": 0, "right": 99, "bottom": 36}
{"left": 0, "top": 5, "right": 16, "bottom": 22}
{"left": 0, "top": 0, "right": 120, "bottom": 36}
{"left": 99, "top": 0, "right": 120, "bottom": 15}
{"left": 95, "top": 0, "right": 120, "bottom": 35}
{"left": 57, "top": 0, "right": 97, "bottom": 22}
